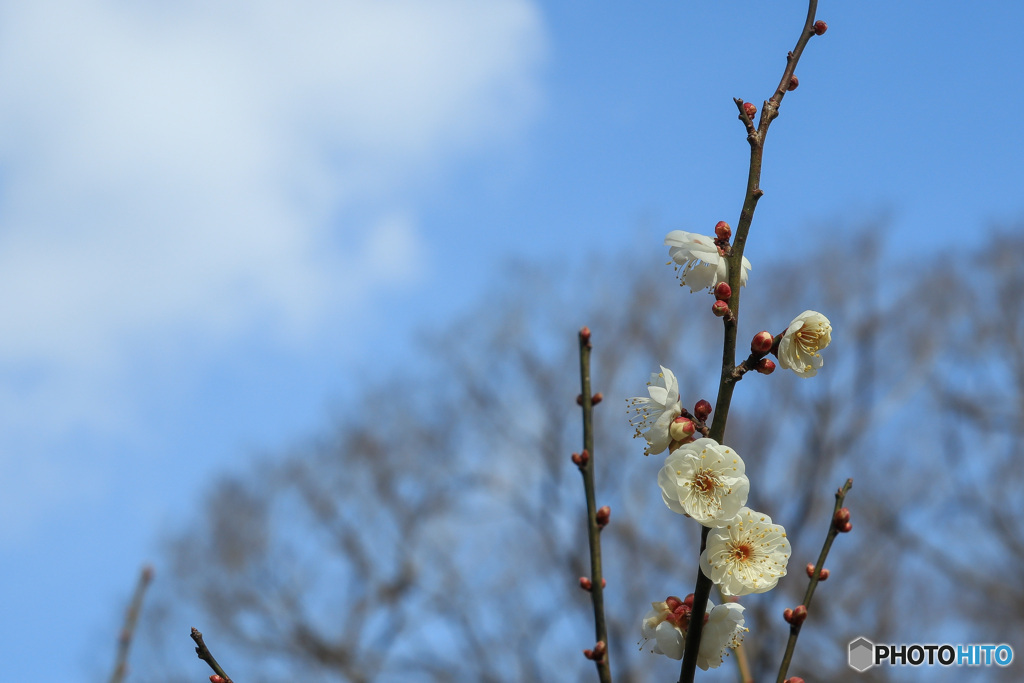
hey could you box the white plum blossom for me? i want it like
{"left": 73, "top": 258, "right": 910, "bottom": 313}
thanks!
{"left": 641, "top": 599, "right": 689, "bottom": 660}
{"left": 640, "top": 597, "right": 747, "bottom": 668}
{"left": 658, "top": 438, "right": 749, "bottom": 527}
{"left": 628, "top": 366, "right": 683, "bottom": 455}
{"left": 700, "top": 507, "right": 791, "bottom": 597}
{"left": 664, "top": 230, "right": 751, "bottom": 293}
{"left": 777, "top": 310, "right": 832, "bottom": 377}
{"left": 697, "top": 603, "right": 748, "bottom": 670}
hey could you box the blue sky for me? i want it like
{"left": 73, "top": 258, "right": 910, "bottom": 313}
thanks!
{"left": 0, "top": 1, "right": 1021, "bottom": 680}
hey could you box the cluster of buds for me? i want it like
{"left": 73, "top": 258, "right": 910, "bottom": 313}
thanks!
{"left": 583, "top": 640, "right": 607, "bottom": 662}
{"left": 576, "top": 392, "right": 603, "bottom": 406}
{"left": 806, "top": 563, "right": 830, "bottom": 581}
{"left": 833, "top": 507, "right": 852, "bottom": 533}
{"left": 783, "top": 604, "right": 808, "bottom": 627}
{"left": 571, "top": 450, "right": 590, "bottom": 469}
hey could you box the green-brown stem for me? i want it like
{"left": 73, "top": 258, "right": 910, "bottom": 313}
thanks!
{"left": 108, "top": 565, "right": 154, "bottom": 683}
{"left": 775, "top": 479, "right": 853, "bottom": 683}
{"left": 191, "top": 627, "right": 235, "bottom": 683}
{"left": 678, "top": 2, "right": 820, "bottom": 682}
{"left": 578, "top": 329, "right": 612, "bottom": 683}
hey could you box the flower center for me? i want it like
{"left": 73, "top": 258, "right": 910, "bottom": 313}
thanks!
{"left": 730, "top": 543, "right": 753, "bottom": 563}
{"left": 693, "top": 470, "right": 718, "bottom": 493}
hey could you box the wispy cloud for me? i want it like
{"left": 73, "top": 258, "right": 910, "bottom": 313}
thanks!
{"left": 0, "top": 0, "right": 545, "bottom": 536}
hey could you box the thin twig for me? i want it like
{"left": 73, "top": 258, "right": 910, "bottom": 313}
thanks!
{"left": 576, "top": 327, "right": 612, "bottom": 683}
{"left": 108, "top": 565, "right": 154, "bottom": 683}
{"left": 191, "top": 627, "right": 235, "bottom": 683}
{"left": 678, "top": 2, "right": 821, "bottom": 682}
{"left": 775, "top": 479, "right": 853, "bottom": 683}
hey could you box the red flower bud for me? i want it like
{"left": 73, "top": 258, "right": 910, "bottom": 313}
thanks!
{"left": 813, "top": 20, "right": 828, "bottom": 35}
{"left": 694, "top": 400, "right": 712, "bottom": 421}
{"left": 743, "top": 101, "right": 757, "bottom": 118}
{"left": 755, "top": 358, "right": 776, "bottom": 375}
{"left": 580, "top": 326, "right": 591, "bottom": 342}
{"left": 596, "top": 506, "right": 611, "bottom": 528}
{"left": 712, "top": 300, "right": 730, "bottom": 317}
{"left": 786, "top": 678, "right": 806, "bottom": 683}
{"left": 788, "top": 75, "right": 799, "bottom": 91}
{"left": 579, "top": 577, "right": 592, "bottom": 591}
{"left": 591, "top": 392, "right": 603, "bottom": 405}
{"left": 784, "top": 605, "right": 808, "bottom": 626}
{"left": 714, "top": 221, "right": 732, "bottom": 240}
{"left": 714, "top": 282, "right": 732, "bottom": 301}
{"left": 751, "top": 331, "right": 774, "bottom": 354}
{"left": 670, "top": 416, "right": 696, "bottom": 442}
{"left": 833, "top": 507, "right": 851, "bottom": 531}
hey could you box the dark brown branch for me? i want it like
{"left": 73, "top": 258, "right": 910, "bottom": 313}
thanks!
{"left": 775, "top": 479, "right": 853, "bottom": 683}
{"left": 108, "top": 565, "right": 154, "bottom": 683}
{"left": 576, "top": 327, "right": 612, "bottom": 683}
{"left": 678, "top": 2, "right": 822, "bottom": 682}
{"left": 191, "top": 627, "right": 236, "bottom": 683}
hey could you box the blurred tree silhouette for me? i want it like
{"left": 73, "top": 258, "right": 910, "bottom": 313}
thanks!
{"left": 134, "top": 225, "right": 1022, "bottom": 682}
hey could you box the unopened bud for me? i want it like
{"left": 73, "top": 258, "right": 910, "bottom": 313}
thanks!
{"left": 580, "top": 326, "right": 591, "bottom": 342}
{"left": 833, "top": 507, "right": 851, "bottom": 531}
{"left": 571, "top": 450, "right": 590, "bottom": 467}
{"left": 596, "top": 505, "right": 611, "bottom": 528}
{"left": 788, "top": 75, "right": 799, "bottom": 91}
{"left": 669, "top": 417, "right": 696, "bottom": 441}
{"left": 211, "top": 677, "right": 227, "bottom": 683}
{"left": 751, "top": 331, "right": 774, "bottom": 354}
{"left": 576, "top": 394, "right": 583, "bottom": 406}
{"left": 665, "top": 595, "right": 684, "bottom": 611}
{"left": 784, "top": 605, "right": 808, "bottom": 626}
{"left": 694, "top": 400, "right": 712, "bottom": 421}
{"left": 805, "top": 563, "right": 830, "bottom": 581}
{"left": 712, "top": 300, "right": 730, "bottom": 317}
{"left": 592, "top": 392, "right": 603, "bottom": 405}
{"left": 839, "top": 521, "right": 853, "bottom": 533}
{"left": 579, "top": 577, "right": 592, "bottom": 591}
{"left": 714, "top": 221, "right": 732, "bottom": 240}
{"left": 786, "top": 678, "right": 806, "bottom": 683}
{"left": 743, "top": 101, "right": 757, "bottom": 118}
{"left": 755, "top": 358, "right": 776, "bottom": 375}
{"left": 813, "top": 20, "right": 828, "bottom": 35}
{"left": 714, "top": 282, "right": 732, "bottom": 301}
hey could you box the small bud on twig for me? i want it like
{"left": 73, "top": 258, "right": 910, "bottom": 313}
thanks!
{"left": 579, "top": 576, "right": 592, "bottom": 591}
{"left": 714, "top": 221, "right": 732, "bottom": 240}
{"left": 788, "top": 75, "right": 799, "bottom": 91}
{"left": 714, "top": 282, "right": 732, "bottom": 301}
{"left": 755, "top": 358, "right": 776, "bottom": 375}
{"left": 784, "top": 604, "right": 808, "bottom": 626}
{"left": 786, "top": 678, "right": 806, "bottom": 683}
{"left": 591, "top": 392, "right": 603, "bottom": 405}
{"left": 694, "top": 399, "right": 712, "bottom": 421}
{"left": 742, "top": 101, "right": 757, "bottom": 119}
{"left": 751, "top": 330, "right": 774, "bottom": 354}
{"left": 669, "top": 416, "right": 696, "bottom": 441}
{"left": 712, "top": 300, "right": 730, "bottom": 317}
{"left": 596, "top": 505, "right": 611, "bottom": 528}
{"left": 580, "top": 326, "right": 591, "bottom": 342}
{"left": 571, "top": 450, "right": 590, "bottom": 467}
{"left": 813, "top": 20, "right": 828, "bottom": 35}
{"left": 806, "top": 563, "right": 830, "bottom": 581}
{"left": 833, "top": 507, "right": 852, "bottom": 532}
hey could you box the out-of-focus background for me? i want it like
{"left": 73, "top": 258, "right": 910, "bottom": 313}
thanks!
{"left": 0, "top": 1, "right": 1021, "bottom": 681}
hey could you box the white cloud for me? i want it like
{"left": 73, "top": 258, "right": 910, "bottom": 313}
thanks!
{"left": 0, "top": 0, "right": 545, "bottom": 533}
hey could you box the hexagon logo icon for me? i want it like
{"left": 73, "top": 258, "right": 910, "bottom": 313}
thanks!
{"left": 848, "top": 637, "right": 875, "bottom": 672}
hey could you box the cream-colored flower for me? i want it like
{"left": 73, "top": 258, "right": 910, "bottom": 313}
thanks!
{"left": 700, "top": 507, "right": 791, "bottom": 596}
{"left": 658, "top": 438, "right": 749, "bottom": 527}
{"left": 777, "top": 310, "right": 832, "bottom": 377}
{"left": 664, "top": 230, "right": 751, "bottom": 292}
{"left": 697, "top": 603, "right": 748, "bottom": 670}
{"left": 628, "top": 366, "right": 682, "bottom": 455}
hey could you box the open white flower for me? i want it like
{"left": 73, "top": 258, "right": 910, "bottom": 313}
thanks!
{"left": 697, "top": 603, "right": 748, "bottom": 670}
{"left": 700, "top": 507, "right": 791, "bottom": 596}
{"left": 628, "top": 366, "right": 682, "bottom": 455}
{"left": 658, "top": 438, "right": 749, "bottom": 527}
{"left": 777, "top": 310, "right": 832, "bottom": 377}
{"left": 664, "top": 230, "right": 751, "bottom": 293}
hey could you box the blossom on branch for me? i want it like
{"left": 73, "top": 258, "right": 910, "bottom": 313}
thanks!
{"left": 664, "top": 230, "right": 751, "bottom": 292}
{"left": 697, "top": 603, "right": 748, "bottom": 670}
{"left": 640, "top": 597, "right": 747, "bottom": 668}
{"left": 700, "top": 507, "right": 791, "bottom": 596}
{"left": 658, "top": 438, "right": 749, "bottom": 527}
{"left": 777, "top": 310, "right": 832, "bottom": 377}
{"left": 628, "top": 366, "right": 683, "bottom": 455}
